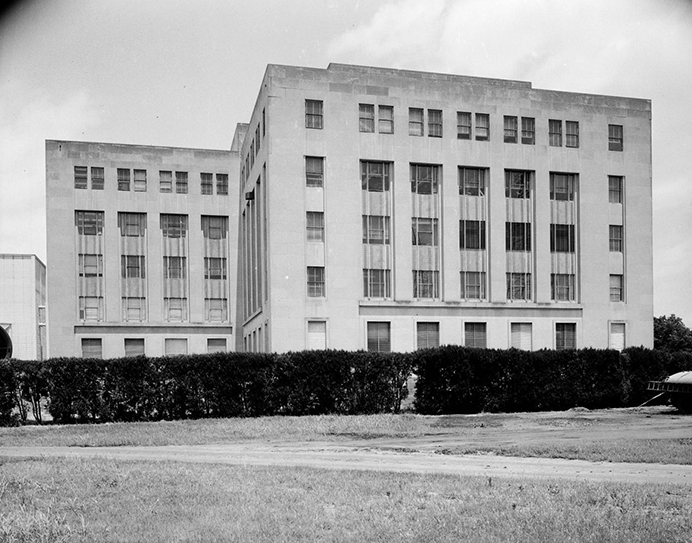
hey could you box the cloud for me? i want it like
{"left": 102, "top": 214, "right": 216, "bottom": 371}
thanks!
{"left": 0, "top": 84, "right": 102, "bottom": 260}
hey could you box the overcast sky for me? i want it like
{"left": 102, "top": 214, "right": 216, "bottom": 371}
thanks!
{"left": 0, "top": 0, "right": 690, "bottom": 325}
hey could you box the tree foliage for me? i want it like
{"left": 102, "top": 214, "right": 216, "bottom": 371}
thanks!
{"left": 654, "top": 314, "right": 692, "bottom": 352}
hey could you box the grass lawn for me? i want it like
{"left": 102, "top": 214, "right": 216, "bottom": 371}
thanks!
{"left": 2, "top": 456, "right": 691, "bottom": 543}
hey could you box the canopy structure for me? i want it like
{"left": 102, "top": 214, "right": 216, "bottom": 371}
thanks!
{"left": 0, "top": 326, "right": 12, "bottom": 359}
{"left": 648, "top": 372, "right": 692, "bottom": 413}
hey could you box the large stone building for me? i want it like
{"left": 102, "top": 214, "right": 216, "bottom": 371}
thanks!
{"left": 0, "top": 254, "right": 46, "bottom": 360}
{"left": 45, "top": 63, "right": 653, "bottom": 358}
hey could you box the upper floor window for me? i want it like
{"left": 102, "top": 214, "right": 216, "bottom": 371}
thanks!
{"left": 506, "top": 222, "right": 532, "bottom": 252}
{"left": 566, "top": 121, "right": 579, "bottom": 148}
{"left": 475, "top": 113, "right": 489, "bottom": 141}
{"left": 75, "top": 210, "right": 104, "bottom": 236}
{"left": 204, "top": 257, "right": 227, "bottom": 280}
{"left": 459, "top": 167, "right": 486, "bottom": 196}
{"left": 117, "top": 168, "right": 130, "bottom": 191}
{"left": 122, "top": 255, "right": 145, "bottom": 279}
{"left": 118, "top": 212, "right": 146, "bottom": 237}
{"left": 409, "top": 108, "right": 424, "bottom": 136}
{"left": 216, "top": 174, "right": 228, "bottom": 195}
{"left": 507, "top": 273, "right": 532, "bottom": 302}
{"left": 159, "top": 170, "right": 172, "bottom": 193}
{"left": 608, "top": 124, "right": 623, "bottom": 151}
{"left": 359, "top": 104, "right": 375, "bottom": 133}
{"left": 134, "top": 169, "right": 147, "bottom": 192}
{"left": 550, "top": 173, "right": 576, "bottom": 201}
{"left": 609, "top": 176, "right": 623, "bottom": 203}
{"left": 411, "top": 164, "right": 439, "bottom": 195}
{"left": 305, "top": 100, "right": 323, "bottom": 129}
{"left": 504, "top": 116, "right": 518, "bottom": 143}
{"left": 457, "top": 112, "right": 472, "bottom": 140}
{"left": 413, "top": 270, "right": 439, "bottom": 299}
{"left": 521, "top": 117, "right": 535, "bottom": 145}
{"left": 550, "top": 224, "right": 575, "bottom": 253}
{"left": 74, "top": 166, "right": 87, "bottom": 189}
{"left": 460, "top": 220, "right": 486, "bottom": 250}
{"left": 307, "top": 266, "right": 325, "bottom": 297}
{"left": 202, "top": 215, "right": 227, "bottom": 239}
{"left": 362, "top": 215, "right": 390, "bottom": 245}
{"left": 378, "top": 105, "right": 394, "bottom": 134}
{"left": 428, "top": 109, "right": 442, "bottom": 137}
{"left": 362, "top": 161, "right": 390, "bottom": 192}
{"left": 79, "top": 254, "right": 103, "bottom": 277}
{"left": 201, "top": 173, "right": 214, "bottom": 195}
{"left": 412, "top": 217, "right": 439, "bottom": 246}
{"left": 175, "top": 171, "right": 188, "bottom": 194}
{"left": 551, "top": 273, "right": 575, "bottom": 302}
{"left": 609, "top": 225, "right": 623, "bottom": 252}
{"left": 363, "top": 269, "right": 390, "bottom": 298}
{"left": 549, "top": 120, "right": 562, "bottom": 147}
{"left": 505, "top": 170, "right": 532, "bottom": 199}
{"left": 91, "top": 167, "right": 104, "bottom": 190}
{"left": 306, "top": 212, "right": 325, "bottom": 242}
{"left": 306, "top": 157, "right": 324, "bottom": 187}
{"left": 610, "top": 274, "right": 624, "bottom": 301}
{"left": 160, "top": 214, "right": 188, "bottom": 238}
{"left": 164, "top": 256, "right": 186, "bottom": 279}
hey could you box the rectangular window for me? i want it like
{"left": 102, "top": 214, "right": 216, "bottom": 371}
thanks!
{"left": 505, "top": 170, "right": 531, "bottom": 198}
{"left": 201, "top": 173, "right": 213, "bottom": 195}
{"left": 118, "top": 212, "right": 146, "bottom": 237}
{"left": 306, "top": 212, "right": 325, "bottom": 242}
{"left": 201, "top": 215, "right": 227, "bottom": 239}
{"left": 459, "top": 167, "right": 486, "bottom": 196}
{"left": 413, "top": 270, "right": 439, "bottom": 299}
{"left": 78, "top": 254, "right": 102, "bottom": 277}
{"left": 461, "top": 271, "right": 486, "bottom": 300}
{"left": 205, "top": 298, "right": 228, "bottom": 322}
{"left": 74, "top": 166, "right": 88, "bottom": 189}
{"left": 359, "top": 103, "right": 375, "bottom": 133}
{"left": 608, "top": 124, "right": 623, "bottom": 151}
{"left": 457, "top": 112, "right": 472, "bottom": 140}
{"left": 556, "top": 323, "right": 576, "bottom": 350}
{"left": 417, "top": 322, "right": 440, "bottom": 349}
{"left": 204, "top": 257, "right": 227, "bottom": 280}
{"left": 507, "top": 273, "right": 532, "bottom": 301}
{"left": 609, "top": 225, "right": 623, "bottom": 252}
{"left": 521, "top": 117, "right": 535, "bottom": 144}
{"left": 551, "top": 273, "right": 575, "bottom": 301}
{"left": 305, "top": 99, "right": 323, "bottom": 129}
{"left": 367, "top": 322, "right": 391, "bottom": 352}
{"left": 465, "top": 322, "right": 487, "bottom": 348}
{"left": 75, "top": 211, "right": 104, "bottom": 235}
{"left": 610, "top": 274, "right": 624, "bottom": 302}
{"left": 124, "top": 338, "right": 145, "bottom": 357}
{"left": 363, "top": 269, "right": 391, "bottom": 298}
{"left": 164, "top": 337, "right": 188, "bottom": 355}
{"left": 307, "top": 266, "right": 325, "bottom": 297}
{"left": 609, "top": 176, "right": 623, "bottom": 203}
{"left": 132, "top": 169, "right": 146, "bottom": 192}
{"left": 122, "top": 297, "right": 146, "bottom": 322}
{"left": 550, "top": 173, "right": 576, "bottom": 201}
{"left": 361, "top": 161, "right": 390, "bottom": 192}
{"left": 121, "top": 255, "right": 145, "bottom": 278}
{"left": 216, "top": 173, "right": 228, "bottom": 195}
{"left": 117, "top": 168, "right": 130, "bottom": 191}
{"left": 510, "top": 322, "right": 532, "bottom": 350}
{"left": 81, "top": 338, "right": 102, "bottom": 359}
{"left": 175, "top": 171, "right": 188, "bottom": 194}
{"left": 160, "top": 214, "right": 188, "bottom": 238}
{"left": 459, "top": 220, "right": 486, "bottom": 250}
{"left": 306, "top": 157, "right": 324, "bottom": 187}
{"left": 159, "top": 170, "right": 172, "bottom": 193}
{"left": 412, "top": 217, "right": 439, "bottom": 246}
{"left": 504, "top": 116, "right": 518, "bottom": 143}
{"left": 566, "top": 121, "right": 579, "bottom": 148}
{"left": 378, "top": 105, "right": 394, "bottom": 134}
{"left": 207, "top": 338, "right": 227, "bottom": 353}
{"left": 307, "top": 321, "right": 327, "bottom": 350}
{"left": 506, "top": 222, "right": 532, "bottom": 251}
{"left": 409, "top": 108, "right": 424, "bottom": 136}
{"left": 362, "top": 215, "right": 390, "bottom": 245}
{"left": 411, "top": 164, "right": 439, "bottom": 195}
{"left": 550, "top": 224, "right": 575, "bottom": 253}
{"left": 475, "top": 113, "right": 489, "bottom": 141}
{"left": 549, "top": 119, "right": 562, "bottom": 146}
{"left": 79, "top": 296, "right": 103, "bottom": 321}
{"left": 164, "top": 256, "right": 186, "bottom": 279}
{"left": 90, "top": 167, "right": 104, "bottom": 190}
{"left": 428, "top": 109, "right": 442, "bottom": 138}
{"left": 609, "top": 323, "right": 626, "bottom": 350}
{"left": 164, "top": 298, "right": 187, "bottom": 322}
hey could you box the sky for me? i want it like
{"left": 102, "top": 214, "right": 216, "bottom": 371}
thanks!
{"left": 0, "top": 0, "right": 690, "bottom": 325}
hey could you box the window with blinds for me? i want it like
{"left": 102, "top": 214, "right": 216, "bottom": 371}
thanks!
{"left": 307, "top": 321, "right": 327, "bottom": 350}
{"left": 117, "top": 168, "right": 130, "bottom": 191}
{"left": 457, "top": 112, "right": 472, "bottom": 139}
{"left": 159, "top": 170, "right": 172, "bottom": 193}
{"left": 475, "top": 113, "right": 489, "bottom": 141}
{"left": 81, "top": 338, "right": 102, "bottom": 359}
{"left": 609, "top": 323, "right": 626, "bottom": 350}
{"left": 207, "top": 338, "right": 227, "bottom": 353}
{"left": 521, "top": 117, "right": 535, "bottom": 145}
{"left": 160, "top": 214, "right": 188, "bottom": 238}
{"left": 428, "top": 109, "right": 442, "bottom": 138}
{"left": 164, "top": 338, "right": 188, "bottom": 356}
{"left": 201, "top": 215, "right": 227, "bottom": 239}
{"left": 464, "top": 322, "right": 487, "bottom": 348}
{"left": 409, "top": 108, "right": 424, "bottom": 136}
{"left": 76, "top": 211, "right": 104, "bottom": 236}
{"left": 510, "top": 323, "right": 532, "bottom": 350}
{"left": 378, "top": 105, "right": 394, "bottom": 134}
{"left": 504, "top": 116, "right": 518, "bottom": 143}
{"left": 74, "top": 166, "right": 87, "bottom": 189}
{"left": 417, "top": 322, "right": 439, "bottom": 349}
{"left": 124, "top": 338, "right": 145, "bottom": 357}
{"left": 556, "top": 323, "right": 576, "bottom": 350}
{"left": 134, "top": 169, "right": 147, "bottom": 192}
{"left": 549, "top": 119, "right": 562, "bottom": 146}
{"left": 367, "top": 322, "right": 390, "bottom": 352}
{"left": 306, "top": 157, "right": 324, "bottom": 187}
{"left": 201, "top": 172, "right": 214, "bottom": 195}
{"left": 359, "top": 104, "right": 375, "bottom": 132}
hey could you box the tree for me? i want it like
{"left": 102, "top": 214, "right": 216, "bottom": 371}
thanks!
{"left": 653, "top": 315, "right": 692, "bottom": 352}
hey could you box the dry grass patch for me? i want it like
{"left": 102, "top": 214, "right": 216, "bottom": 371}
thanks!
{"left": 1, "top": 456, "right": 691, "bottom": 543}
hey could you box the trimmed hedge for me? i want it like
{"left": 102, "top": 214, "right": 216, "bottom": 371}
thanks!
{"left": 1, "top": 347, "right": 690, "bottom": 425}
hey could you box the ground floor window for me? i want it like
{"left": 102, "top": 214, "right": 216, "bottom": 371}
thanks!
{"left": 367, "top": 322, "right": 391, "bottom": 352}
{"left": 307, "top": 321, "right": 327, "bottom": 350}
{"left": 164, "top": 338, "right": 188, "bottom": 356}
{"left": 465, "top": 322, "right": 487, "bottom": 348}
{"left": 207, "top": 338, "right": 227, "bottom": 353}
{"left": 510, "top": 322, "right": 532, "bottom": 350}
{"left": 609, "top": 322, "right": 626, "bottom": 351}
{"left": 124, "top": 338, "right": 145, "bottom": 357}
{"left": 81, "top": 338, "right": 102, "bottom": 359}
{"left": 555, "top": 323, "right": 576, "bottom": 350}
{"left": 416, "top": 322, "right": 439, "bottom": 349}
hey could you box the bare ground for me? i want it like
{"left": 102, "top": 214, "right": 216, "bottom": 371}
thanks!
{"left": 2, "top": 406, "right": 691, "bottom": 485}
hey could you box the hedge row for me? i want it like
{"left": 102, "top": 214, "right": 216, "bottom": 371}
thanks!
{"left": 414, "top": 346, "right": 692, "bottom": 414}
{"left": 0, "top": 350, "right": 414, "bottom": 425}
{"left": 1, "top": 347, "right": 690, "bottom": 425}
